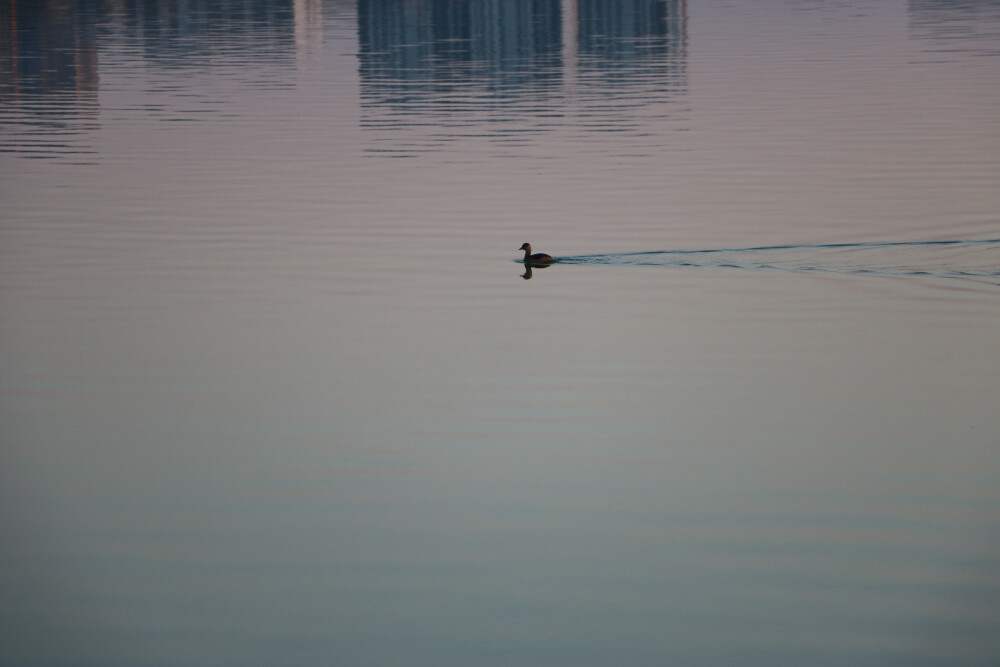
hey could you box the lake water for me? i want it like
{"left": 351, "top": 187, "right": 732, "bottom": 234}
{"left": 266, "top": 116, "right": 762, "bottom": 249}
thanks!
{"left": 2, "top": 1, "right": 999, "bottom": 665}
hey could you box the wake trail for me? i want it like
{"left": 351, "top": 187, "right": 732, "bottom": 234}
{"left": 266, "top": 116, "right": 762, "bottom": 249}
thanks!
{"left": 553, "top": 239, "right": 1000, "bottom": 278}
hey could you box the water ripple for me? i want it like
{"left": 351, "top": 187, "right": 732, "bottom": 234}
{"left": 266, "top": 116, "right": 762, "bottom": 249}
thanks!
{"left": 554, "top": 239, "right": 1000, "bottom": 278}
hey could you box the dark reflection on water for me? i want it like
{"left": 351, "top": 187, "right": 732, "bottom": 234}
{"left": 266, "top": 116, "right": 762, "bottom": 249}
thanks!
{"left": 0, "top": 0, "right": 305, "bottom": 161}
{"left": 0, "top": 1, "right": 100, "bottom": 100}
{"left": 909, "top": 0, "right": 1000, "bottom": 57}
{"left": 115, "top": 0, "right": 298, "bottom": 68}
{"left": 357, "top": 0, "right": 688, "bottom": 155}
{"left": 576, "top": 0, "right": 687, "bottom": 79}
{"left": 0, "top": 0, "right": 100, "bottom": 161}
{"left": 0, "top": 0, "right": 695, "bottom": 159}
{"left": 358, "top": 0, "right": 564, "bottom": 89}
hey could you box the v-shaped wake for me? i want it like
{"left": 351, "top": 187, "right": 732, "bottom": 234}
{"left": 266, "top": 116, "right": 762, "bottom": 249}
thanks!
{"left": 553, "top": 239, "right": 1000, "bottom": 278}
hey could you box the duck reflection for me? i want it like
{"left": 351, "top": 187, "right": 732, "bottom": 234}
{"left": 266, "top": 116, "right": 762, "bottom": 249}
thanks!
{"left": 518, "top": 242, "right": 555, "bottom": 279}
{"left": 521, "top": 263, "right": 556, "bottom": 280}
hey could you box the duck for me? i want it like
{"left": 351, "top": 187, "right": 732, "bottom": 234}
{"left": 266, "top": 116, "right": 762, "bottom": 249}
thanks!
{"left": 519, "top": 243, "right": 554, "bottom": 265}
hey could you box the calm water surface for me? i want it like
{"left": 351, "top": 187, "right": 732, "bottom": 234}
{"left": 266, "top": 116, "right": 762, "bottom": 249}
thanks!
{"left": 2, "top": 1, "right": 999, "bottom": 665}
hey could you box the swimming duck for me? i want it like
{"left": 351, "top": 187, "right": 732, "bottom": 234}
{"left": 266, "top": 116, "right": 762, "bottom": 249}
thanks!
{"left": 519, "top": 243, "right": 554, "bottom": 265}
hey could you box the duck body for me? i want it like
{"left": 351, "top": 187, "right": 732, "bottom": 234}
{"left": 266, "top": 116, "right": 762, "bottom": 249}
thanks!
{"left": 519, "top": 242, "right": 554, "bottom": 266}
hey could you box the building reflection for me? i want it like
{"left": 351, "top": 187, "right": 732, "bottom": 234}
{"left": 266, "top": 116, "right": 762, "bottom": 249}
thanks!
{"left": 2, "top": 0, "right": 691, "bottom": 160}
{"left": 103, "top": 0, "right": 299, "bottom": 68}
{"left": 908, "top": 0, "right": 1000, "bottom": 56}
{"left": 357, "top": 0, "right": 688, "bottom": 151}
{"left": 295, "top": 0, "right": 325, "bottom": 63}
{"left": 576, "top": 0, "right": 687, "bottom": 83}
{"left": 1, "top": 0, "right": 101, "bottom": 160}
{"left": 0, "top": 0, "right": 330, "bottom": 100}
{"left": 358, "top": 0, "right": 564, "bottom": 95}
{"left": 358, "top": 0, "right": 687, "bottom": 83}
{"left": 1, "top": 0, "right": 320, "bottom": 160}
{"left": 1, "top": 0, "right": 100, "bottom": 107}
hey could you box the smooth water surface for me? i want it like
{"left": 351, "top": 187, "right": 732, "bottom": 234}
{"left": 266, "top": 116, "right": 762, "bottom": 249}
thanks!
{"left": 2, "top": 1, "right": 999, "bottom": 665}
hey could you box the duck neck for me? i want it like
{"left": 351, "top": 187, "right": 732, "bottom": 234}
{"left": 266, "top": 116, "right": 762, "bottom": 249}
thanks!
{"left": 522, "top": 247, "right": 531, "bottom": 262}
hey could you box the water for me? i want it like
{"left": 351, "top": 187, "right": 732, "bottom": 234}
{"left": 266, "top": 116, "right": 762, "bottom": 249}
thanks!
{"left": 556, "top": 239, "right": 1000, "bottom": 277}
{"left": 2, "top": 1, "right": 999, "bottom": 665}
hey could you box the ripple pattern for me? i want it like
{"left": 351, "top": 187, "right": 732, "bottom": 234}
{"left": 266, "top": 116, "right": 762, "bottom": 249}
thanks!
{"left": 555, "top": 239, "right": 1000, "bottom": 278}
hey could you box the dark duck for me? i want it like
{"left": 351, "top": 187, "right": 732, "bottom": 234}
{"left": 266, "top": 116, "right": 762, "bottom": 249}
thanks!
{"left": 519, "top": 243, "right": 554, "bottom": 266}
